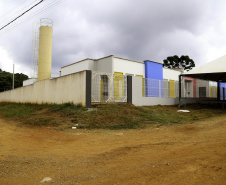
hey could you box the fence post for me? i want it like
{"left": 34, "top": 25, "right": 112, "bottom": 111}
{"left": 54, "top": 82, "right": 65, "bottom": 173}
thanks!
{"left": 86, "top": 70, "right": 92, "bottom": 108}
{"left": 127, "top": 76, "right": 132, "bottom": 103}
{"left": 217, "top": 82, "right": 220, "bottom": 101}
{"left": 223, "top": 87, "right": 225, "bottom": 101}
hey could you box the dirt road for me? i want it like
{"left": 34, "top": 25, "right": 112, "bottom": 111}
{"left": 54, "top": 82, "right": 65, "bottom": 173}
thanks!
{"left": 0, "top": 115, "right": 226, "bottom": 185}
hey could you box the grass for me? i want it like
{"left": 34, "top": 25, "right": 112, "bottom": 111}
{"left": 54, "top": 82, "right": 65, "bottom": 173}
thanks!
{"left": 0, "top": 102, "right": 225, "bottom": 130}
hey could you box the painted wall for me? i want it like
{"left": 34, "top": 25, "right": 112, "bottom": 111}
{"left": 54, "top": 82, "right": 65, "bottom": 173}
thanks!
{"left": 132, "top": 76, "right": 179, "bottom": 106}
{"left": 163, "top": 68, "right": 181, "bottom": 81}
{"left": 196, "top": 79, "right": 210, "bottom": 98}
{"left": 219, "top": 82, "right": 226, "bottom": 100}
{"left": 0, "top": 71, "right": 87, "bottom": 106}
{"left": 144, "top": 61, "right": 163, "bottom": 97}
{"left": 96, "top": 56, "right": 113, "bottom": 73}
{"left": 61, "top": 59, "right": 94, "bottom": 76}
{"left": 113, "top": 57, "right": 144, "bottom": 76}
{"left": 184, "top": 77, "right": 196, "bottom": 97}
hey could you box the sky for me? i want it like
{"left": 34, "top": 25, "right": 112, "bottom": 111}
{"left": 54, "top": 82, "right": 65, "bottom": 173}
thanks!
{"left": 0, "top": 0, "right": 226, "bottom": 78}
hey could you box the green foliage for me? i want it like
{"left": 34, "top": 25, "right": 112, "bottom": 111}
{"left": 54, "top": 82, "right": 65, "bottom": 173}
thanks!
{"left": 77, "top": 104, "right": 143, "bottom": 129}
{"left": 163, "top": 55, "right": 195, "bottom": 71}
{"left": 0, "top": 68, "right": 28, "bottom": 92}
{"left": 0, "top": 103, "right": 35, "bottom": 118}
{"left": 49, "top": 102, "right": 86, "bottom": 116}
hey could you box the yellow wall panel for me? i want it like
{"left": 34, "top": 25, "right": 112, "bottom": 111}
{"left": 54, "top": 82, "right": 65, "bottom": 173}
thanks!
{"left": 136, "top": 75, "right": 144, "bottom": 97}
{"left": 169, "top": 80, "right": 175, "bottom": 98}
{"left": 114, "top": 72, "right": 124, "bottom": 100}
{"left": 215, "top": 86, "right": 218, "bottom": 98}
{"left": 100, "top": 79, "right": 103, "bottom": 102}
{"left": 210, "top": 86, "right": 212, "bottom": 97}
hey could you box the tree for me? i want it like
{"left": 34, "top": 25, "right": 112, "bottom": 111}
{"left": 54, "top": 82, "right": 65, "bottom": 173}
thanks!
{"left": 163, "top": 55, "right": 195, "bottom": 71}
{"left": 0, "top": 69, "right": 28, "bottom": 92}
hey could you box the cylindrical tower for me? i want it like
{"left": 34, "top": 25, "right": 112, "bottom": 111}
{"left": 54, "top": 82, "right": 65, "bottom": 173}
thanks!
{"left": 38, "top": 18, "right": 53, "bottom": 81}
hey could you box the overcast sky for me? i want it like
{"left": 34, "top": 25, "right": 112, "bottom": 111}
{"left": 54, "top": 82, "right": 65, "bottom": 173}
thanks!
{"left": 0, "top": 0, "right": 226, "bottom": 77}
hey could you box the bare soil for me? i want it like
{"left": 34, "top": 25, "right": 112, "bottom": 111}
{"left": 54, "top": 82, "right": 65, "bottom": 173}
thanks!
{"left": 0, "top": 115, "right": 226, "bottom": 185}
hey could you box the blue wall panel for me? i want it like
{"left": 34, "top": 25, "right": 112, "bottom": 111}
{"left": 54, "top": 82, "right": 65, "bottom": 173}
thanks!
{"left": 144, "top": 61, "right": 163, "bottom": 97}
{"left": 219, "top": 82, "right": 226, "bottom": 100}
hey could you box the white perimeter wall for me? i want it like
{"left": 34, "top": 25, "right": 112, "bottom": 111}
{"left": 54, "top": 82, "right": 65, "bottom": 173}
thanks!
{"left": 114, "top": 57, "right": 145, "bottom": 76}
{"left": 61, "top": 59, "right": 94, "bottom": 76}
{"left": 132, "top": 76, "right": 179, "bottom": 106}
{"left": 163, "top": 68, "right": 181, "bottom": 81}
{"left": 0, "top": 71, "right": 87, "bottom": 106}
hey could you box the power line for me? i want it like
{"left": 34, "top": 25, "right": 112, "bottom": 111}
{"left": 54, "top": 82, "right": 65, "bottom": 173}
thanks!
{"left": 0, "top": 0, "right": 29, "bottom": 19}
{"left": 0, "top": 0, "right": 38, "bottom": 25}
{"left": 0, "top": 0, "right": 65, "bottom": 36}
{"left": 0, "top": 0, "right": 44, "bottom": 31}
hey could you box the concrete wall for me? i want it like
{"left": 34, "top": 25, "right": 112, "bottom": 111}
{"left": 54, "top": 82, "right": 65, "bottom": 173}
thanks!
{"left": 0, "top": 71, "right": 88, "bottom": 106}
{"left": 113, "top": 57, "right": 144, "bottom": 76}
{"left": 132, "top": 76, "right": 179, "bottom": 106}
{"left": 61, "top": 59, "right": 94, "bottom": 76}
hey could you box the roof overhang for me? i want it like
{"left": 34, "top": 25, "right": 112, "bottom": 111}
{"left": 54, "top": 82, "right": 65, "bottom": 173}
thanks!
{"left": 180, "top": 72, "right": 226, "bottom": 82}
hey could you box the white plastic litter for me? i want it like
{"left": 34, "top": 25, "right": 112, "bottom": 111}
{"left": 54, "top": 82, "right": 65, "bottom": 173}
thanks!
{"left": 177, "top": 110, "right": 190, "bottom": 113}
{"left": 72, "top": 127, "right": 77, "bottom": 129}
{"left": 40, "top": 177, "right": 52, "bottom": 183}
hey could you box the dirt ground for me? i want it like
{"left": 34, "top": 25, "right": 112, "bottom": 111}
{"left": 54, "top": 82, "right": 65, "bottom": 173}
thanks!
{"left": 0, "top": 115, "right": 226, "bottom": 185}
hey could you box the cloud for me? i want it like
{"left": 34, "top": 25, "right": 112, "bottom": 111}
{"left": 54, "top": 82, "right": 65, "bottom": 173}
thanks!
{"left": 0, "top": 0, "right": 226, "bottom": 77}
{"left": 0, "top": 46, "right": 29, "bottom": 75}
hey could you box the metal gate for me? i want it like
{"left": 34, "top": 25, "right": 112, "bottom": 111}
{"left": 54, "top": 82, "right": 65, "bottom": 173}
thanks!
{"left": 91, "top": 71, "right": 127, "bottom": 103}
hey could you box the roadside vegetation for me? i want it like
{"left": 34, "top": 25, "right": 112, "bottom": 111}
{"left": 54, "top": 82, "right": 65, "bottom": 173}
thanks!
{"left": 0, "top": 102, "right": 225, "bottom": 130}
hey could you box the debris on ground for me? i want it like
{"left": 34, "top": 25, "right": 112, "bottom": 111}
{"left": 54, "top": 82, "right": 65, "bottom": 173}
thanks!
{"left": 177, "top": 110, "right": 190, "bottom": 113}
{"left": 40, "top": 177, "right": 52, "bottom": 183}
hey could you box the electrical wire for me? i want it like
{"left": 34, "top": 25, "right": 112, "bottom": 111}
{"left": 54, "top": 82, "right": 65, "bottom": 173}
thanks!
{"left": 0, "top": 0, "right": 28, "bottom": 19}
{"left": 0, "top": 0, "right": 39, "bottom": 25}
{"left": 0, "top": 0, "right": 66, "bottom": 36}
{"left": 0, "top": 0, "right": 44, "bottom": 31}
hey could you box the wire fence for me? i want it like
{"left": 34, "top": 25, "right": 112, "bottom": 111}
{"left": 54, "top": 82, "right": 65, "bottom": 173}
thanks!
{"left": 91, "top": 72, "right": 127, "bottom": 103}
{"left": 142, "top": 78, "right": 179, "bottom": 98}
{"left": 91, "top": 73, "right": 224, "bottom": 103}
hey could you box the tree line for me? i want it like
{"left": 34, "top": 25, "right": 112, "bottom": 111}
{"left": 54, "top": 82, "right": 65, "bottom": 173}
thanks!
{"left": 0, "top": 68, "right": 28, "bottom": 92}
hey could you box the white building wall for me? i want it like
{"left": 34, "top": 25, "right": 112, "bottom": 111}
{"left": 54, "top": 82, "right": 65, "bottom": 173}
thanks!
{"left": 163, "top": 68, "right": 181, "bottom": 81}
{"left": 61, "top": 59, "right": 94, "bottom": 76}
{"left": 132, "top": 76, "right": 179, "bottom": 106}
{"left": 196, "top": 79, "right": 210, "bottom": 97}
{"left": 23, "top": 78, "right": 38, "bottom": 86}
{"left": 96, "top": 56, "right": 113, "bottom": 73}
{"left": 113, "top": 57, "right": 145, "bottom": 76}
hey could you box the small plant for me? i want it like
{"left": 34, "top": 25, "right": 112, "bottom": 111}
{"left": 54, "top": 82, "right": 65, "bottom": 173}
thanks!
{"left": 0, "top": 102, "right": 225, "bottom": 130}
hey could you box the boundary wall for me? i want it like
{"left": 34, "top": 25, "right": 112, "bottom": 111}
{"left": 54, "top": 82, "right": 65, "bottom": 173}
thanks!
{"left": 131, "top": 76, "right": 179, "bottom": 106}
{"left": 0, "top": 70, "right": 91, "bottom": 107}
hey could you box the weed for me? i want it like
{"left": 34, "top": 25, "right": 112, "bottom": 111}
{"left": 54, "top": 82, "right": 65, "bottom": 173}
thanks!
{"left": 0, "top": 102, "right": 225, "bottom": 130}
{"left": 24, "top": 116, "right": 55, "bottom": 126}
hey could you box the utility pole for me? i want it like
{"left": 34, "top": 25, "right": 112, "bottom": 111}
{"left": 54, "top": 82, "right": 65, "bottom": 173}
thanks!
{"left": 12, "top": 64, "right": 14, "bottom": 90}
